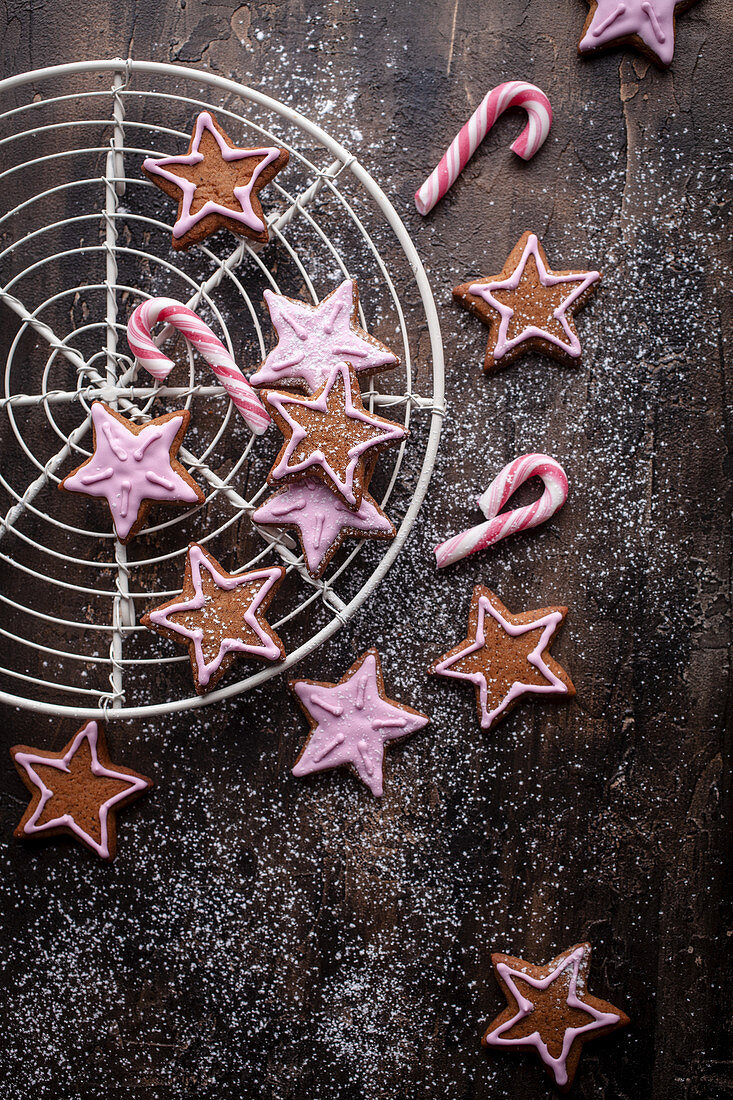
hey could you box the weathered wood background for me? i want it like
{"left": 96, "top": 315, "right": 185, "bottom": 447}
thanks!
{"left": 0, "top": 1, "right": 731, "bottom": 1098}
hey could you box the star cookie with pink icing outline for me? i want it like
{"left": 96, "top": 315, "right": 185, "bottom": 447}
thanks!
{"left": 453, "top": 231, "right": 600, "bottom": 371}
{"left": 252, "top": 476, "right": 395, "bottom": 579}
{"left": 141, "top": 543, "right": 286, "bottom": 694}
{"left": 142, "top": 110, "right": 289, "bottom": 250}
{"left": 60, "top": 402, "right": 204, "bottom": 543}
{"left": 11, "top": 720, "right": 152, "bottom": 861}
{"left": 579, "top": 0, "right": 699, "bottom": 67}
{"left": 250, "top": 278, "right": 399, "bottom": 392}
{"left": 430, "top": 586, "right": 575, "bottom": 731}
{"left": 262, "top": 363, "right": 408, "bottom": 509}
{"left": 483, "top": 942, "right": 629, "bottom": 1092}
{"left": 291, "top": 649, "right": 430, "bottom": 796}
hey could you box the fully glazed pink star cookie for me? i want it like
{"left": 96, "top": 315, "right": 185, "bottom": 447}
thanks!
{"left": 141, "top": 544, "right": 286, "bottom": 694}
{"left": 250, "top": 279, "right": 399, "bottom": 392}
{"left": 252, "top": 477, "right": 395, "bottom": 579}
{"left": 430, "top": 586, "right": 575, "bottom": 731}
{"left": 579, "top": 0, "right": 699, "bottom": 67}
{"left": 453, "top": 231, "right": 600, "bottom": 371}
{"left": 11, "top": 720, "right": 152, "bottom": 862}
{"left": 142, "top": 110, "right": 289, "bottom": 249}
{"left": 60, "top": 402, "right": 204, "bottom": 543}
{"left": 483, "top": 943, "right": 629, "bottom": 1092}
{"left": 262, "top": 364, "right": 408, "bottom": 509}
{"left": 291, "top": 649, "right": 430, "bottom": 796}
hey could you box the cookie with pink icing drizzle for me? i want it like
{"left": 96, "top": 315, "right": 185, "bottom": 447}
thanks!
{"left": 60, "top": 402, "right": 204, "bottom": 543}
{"left": 142, "top": 110, "right": 288, "bottom": 249}
{"left": 261, "top": 363, "right": 408, "bottom": 509}
{"left": 141, "top": 543, "right": 286, "bottom": 695}
{"left": 483, "top": 942, "right": 630, "bottom": 1092}
{"left": 453, "top": 231, "right": 600, "bottom": 371}
{"left": 429, "top": 586, "right": 575, "bottom": 731}
{"left": 252, "top": 476, "right": 395, "bottom": 579}
{"left": 11, "top": 720, "right": 152, "bottom": 862}
{"left": 250, "top": 279, "right": 399, "bottom": 392}
{"left": 290, "top": 649, "right": 430, "bottom": 797}
{"left": 579, "top": 0, "right": 699, "bottom": 67}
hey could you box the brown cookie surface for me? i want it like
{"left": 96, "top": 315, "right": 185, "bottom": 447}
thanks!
{"left": 261, "top": 363, "right": 408, "bottom": 510}
{"left": 11, "top": 720, "right": 152, "bottom": 861}
{"left": 429, "top": 585, "right": 575, "bottom": 730}
{"left": 483, "top": 942, "right": 630, "bottom": 1092}
{"left": 142, "top": 110, "right": 288, "bottom": 250}
{"left": 453, "top": 231, "right": 600, "bottom": 371}
{"left": 141, "top": 543, "right": 286, "bottom": 694}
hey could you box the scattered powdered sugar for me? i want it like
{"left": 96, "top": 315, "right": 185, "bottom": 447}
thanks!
{"left": 0, "top": 8, "right": 729, "bottom": 1099}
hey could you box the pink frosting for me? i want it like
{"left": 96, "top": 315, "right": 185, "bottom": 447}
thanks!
{"left": 265, "top": 364, "right": 407, "bottom": 507}
{"left": 468, "top": 233, "right": 600, "bottom": 361}
{"left": 292, "top": 651, "right": 429, "bottom": 796}
{"left": 62, "top": 403, "right": 201, "bottom": 540}
{"left": 142, "top": 111, "right": 282, "bottom": 239}
{"left": 12, "top": 721, "right": 150, "bottom": 860}
{"left": 147, "top": 545, "right": 283, "bottom": 686}
{"left": 434, "top": 594, "right": 569, "bottom": 729}
{"left": 252, "top": 478, "right": 394, "bottom": 575}
{"left": 579, "top": 0, "right": 684, "bottom": 65}
{"left": 250, "top": 279, "right": 398, "bottom": 391}
{"left": 485, "top": 945, "right": 621, "bottom": 1088}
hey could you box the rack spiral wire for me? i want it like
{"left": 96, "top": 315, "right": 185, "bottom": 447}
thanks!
{"left": 0, "top": 59, "right": 444, "bottom": 720}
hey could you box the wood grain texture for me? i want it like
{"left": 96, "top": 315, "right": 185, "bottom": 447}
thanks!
{"left": 0, "top": 1, "right": 731, "bottom": 1098}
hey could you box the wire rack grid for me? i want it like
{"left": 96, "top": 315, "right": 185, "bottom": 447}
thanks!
{"left": 0, "top": 58, "right": 444, "bottom": 721}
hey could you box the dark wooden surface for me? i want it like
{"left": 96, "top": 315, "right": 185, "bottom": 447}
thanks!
{"left": 0, "top": 2, "right": 731, "bottom": 1098}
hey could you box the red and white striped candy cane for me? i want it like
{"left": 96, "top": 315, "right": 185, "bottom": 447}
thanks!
{"left": 434, "top": 454, "right": 568, "bottom": 569}
{"left": 415, "top": 81, "right": 552, "bottom": 216}
{"left": 127, "top": 297, "right": 270, "bottom": 436}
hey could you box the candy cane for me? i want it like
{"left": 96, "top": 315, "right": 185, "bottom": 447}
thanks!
{"left": 127, "top": 297, "right": 270, "bottom": 436}
{"left": 415, "top": 81, "right": 552, "bottom": 216}
{"left": 434, "top": 454, "right": 568, "bottom": 569}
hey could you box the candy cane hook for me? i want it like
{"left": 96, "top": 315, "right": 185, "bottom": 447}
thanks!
{"left": 127, "top": 297, "right": 271, "bottom": 435}
{"left": 415, "top": 81, "right": 553, "bottom": 216}
{"left": 434, "top": 454, "right": 568, "bottom": 568}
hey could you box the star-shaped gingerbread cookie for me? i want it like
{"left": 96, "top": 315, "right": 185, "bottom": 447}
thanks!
{"left": 252, "top": 476, "right": 395, "bottom": 579}
{"left": 262, "top": 363, "right": 407, "bottom": 509}
{"left": 430, "top": 586, "right": 575, "bottom": 731}
{"left": 291, "top": 649, "right": 430, "bottom": 796}
{"left": 579, "top": 0, "right": 698, "bottom": 67}
{"left": 141, "top": 543, "right": 285, "bottom": 694}
{"left": 11, "top": 720, "right": 152, "bottom": 861}
{"left": 453, "top": 231, "right": 600, "bottom": 371}
{"left": 60, "top": 402, "right": 204, "bottom": 543}
{"left": 250, "top": 278, "right": 399, "bottom": 392}
{"left": 142, "top": 110, "right": 289, "bottom": 250}
{"left": 483, "top": 942, "right": 629, "bottom": 1092}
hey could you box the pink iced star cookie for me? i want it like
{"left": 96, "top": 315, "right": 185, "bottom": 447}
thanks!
{"left": 141, "top": 543, "right": 286, "bottom": 694}
{"left": 142, "top": 110, "right": 289, "bottom": 249}
{"left": 483, "top": 942, "right": 630, "bottom": 1092}
{"left": 252, "top": 477, "right": 395, "bottom": 578}
{"left": 250, "top": 279, "right": 399, "bottom": 392}
{"left": 579, "top": 0, "right": 699, "bottom": 67}
{"left": 11, "top": 720, "right": 152, "bottom": 862}
{"left": 60, "top": 402, "right": 204, "bottom": 543}
{"left": 291, "top": 649, "right": 430, "bottom": 796}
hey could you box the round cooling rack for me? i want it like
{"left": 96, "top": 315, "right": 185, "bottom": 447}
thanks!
{"left": 0, "top": 58, "right": 444, "bottom": 720}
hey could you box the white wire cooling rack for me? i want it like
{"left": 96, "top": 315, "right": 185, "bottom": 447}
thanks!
{"left": 0, "top": 58, "right": 444, "bottom": 721}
